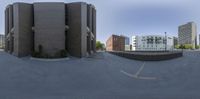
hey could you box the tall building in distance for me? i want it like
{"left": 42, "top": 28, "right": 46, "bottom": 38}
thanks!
{"left": 199, "top": 34, "right": 200, "bottom": 45}
{"left": 106, "top": 35, "right": 125, "bottom": 51}
{"left": 0, "top": 34, "right": 5, "bottom": 49}
{"left": 132, "top": 35, "right": 174, "bottom": 51}
{"left": 124, "top": 36, "right": 130, "bottom": 45}
{"left": 173, "top": 37, "right": 178, "bottom": 48}
{"left": 5, "top": 2, "right": 96, "bottom": 58}
{"left": 121, "top": 35, "right": 131, "bottom": 51}
{"left": 178, "top": 22, "right": 197, "bottom": 49}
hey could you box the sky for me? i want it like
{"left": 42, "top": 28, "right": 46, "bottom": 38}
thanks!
{"left": 0, "top": 0, "right": 200, "bottom": 44}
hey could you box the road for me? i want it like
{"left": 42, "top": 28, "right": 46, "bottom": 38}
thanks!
{"left": 0, "top": 50, "right": 200, "bottom": 99}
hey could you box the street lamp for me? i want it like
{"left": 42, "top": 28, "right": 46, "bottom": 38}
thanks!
{"left": 165, "top": 32, "right": 167, "bottom": 52}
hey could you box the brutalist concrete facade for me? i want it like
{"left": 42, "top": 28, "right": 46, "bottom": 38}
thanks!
{"left": 5, "top": 2, "right": 96, "bottom": 58}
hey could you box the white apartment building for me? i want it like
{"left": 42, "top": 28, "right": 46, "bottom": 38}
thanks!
{"left": 0, "top": 34, "right": 5, "bottom": 49}
{"left": 132, "top": 35, "right": 174, "bottom": 51}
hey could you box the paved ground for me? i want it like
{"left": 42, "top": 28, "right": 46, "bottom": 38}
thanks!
{"left": 0, "top": 50, "right": 200, "bottom": 99}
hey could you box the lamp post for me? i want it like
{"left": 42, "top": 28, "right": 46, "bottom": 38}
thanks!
{"left": 165, "top": 32, "right": 167, "bottom": 52}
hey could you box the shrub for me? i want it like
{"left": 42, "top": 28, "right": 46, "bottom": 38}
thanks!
{"left": 32, "top": 47, "right": 68, "bottom": 58}
{"left": 175, "top": 45, "right": 180, "bottom": 49}
{"left": 60, "top": 49, "right": 68, "bottom": 57}
{"left": 38, "top": 44, "right": 43, "bottom": 54}
{"left": 196, "top": 45, "right": 200, "bottom": 49}
{"left": 184, "top": 44, "right": 193, "bottom": 49}
{"left": 54, "top": 49, "right": 68, "bottom": 58}
{"left": 31, "top": 51, "right": 40, "bottom": 57}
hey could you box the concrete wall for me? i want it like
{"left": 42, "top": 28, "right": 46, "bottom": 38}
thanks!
{"left": 8, "top": 5, "right": 13, "bottom": 32}
{"left": 67, "top": 2, "right": 85, "bottom": 57}
{"left": 108, "top": 51, "right": 183, "bottom": 61}
{"left": 4, "top": 7, "right": 9, "bottom": 51}
{"left": 8, "top": 5, "right": 14, "bottom": 53}
{"left": 5, "top": 2, "right": 96, "bottom": 58}
{"left": 13, "top": 3, "right": 33, "bottom": 57}
{"left": 86, "top": 5, "right": 96, "bottom": 53}
{"left": 80, "top": 3, "right": 88, "bottom": 57}
{"left": 92, "top": 7, "right": 96, "bottom": 52}
{"left": 34, "top": 3, "right": 65, "bottom": 56}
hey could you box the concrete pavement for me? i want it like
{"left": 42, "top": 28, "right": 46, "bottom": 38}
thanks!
{"left": 0, "top": 51, "right": 200, "bottom": 99}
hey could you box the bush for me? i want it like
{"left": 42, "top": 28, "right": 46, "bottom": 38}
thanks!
{"left": 184, "top": 44, "right": 193, "bottom": 49}
{"left": 175, "top": 45, "right": 180, "bottom": 49}
{"left": 38, "top": 44, "right": 43, "bottom": 54}
{"left": 31, "top": 51, "right": 40, "bottom": 57}
{"left": 60, "top": 50, "right": 68, "bottom": 57}
{"left": 179, "top": 44, "right": 185, "bottom": 49}
{"left": 54, "top": 49, "right": 68, "bottom": 58}
{"left": 32, "top": 46, "right": 68, "bottom": 58}
{"left": 196, "top": 45, "right": 200, "bottom": 49}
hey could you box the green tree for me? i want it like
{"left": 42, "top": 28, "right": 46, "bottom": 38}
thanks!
{"left": 96, "top": 41, "right": 104, "bottom": 50}
{"left": 184, "top": 44, "right": 193, "bottom": 49}
{"left": 179, "top": 44, "right": 185, "bottom": 49}
{"left": 196, "top": 45, "right": 200, "bottom": 49}
{"left": 175, "top": 44, "right": 180, "bottom": 49}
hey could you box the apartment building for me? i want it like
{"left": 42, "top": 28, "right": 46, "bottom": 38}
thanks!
{"left": 178, "top": 22, "right": 197, "bottom": 49}
{"left": 132, "top": 35, "right": 174, "bottom": 51}
{"left": 0, "top": 34, "right": 5, "bottom": 49}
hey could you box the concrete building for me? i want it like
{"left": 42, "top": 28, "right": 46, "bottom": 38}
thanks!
{"left": 124, "top": 36, "right": 131, "bottom": 51}
{"left": 106, "top": 35, "right": 125, "bottom": 51}
{"left": 0, "top": 34, "right": 5, "bottom": 49}
{"left": 132, "top": 35, "right": 174, "bottom": 51}
{"left": 173, "top": 37, "right": 178, "bottom": 48}
{"left": 178, "top": 22, "right": 197, "bottom": 49}
{"left": 199, "top": 34, "right": 200, "bottom": 45}
{"left": 120, "top": 35, "right": 131, "bottom": 51}
{"left": 124, "top": 36, "right": 130, "bottom": 45}
{"left": 5, "top": 2, "right": 96, "bottom": 58}
{"left": 125, "top": 45, "right": 132, "bottom": 51}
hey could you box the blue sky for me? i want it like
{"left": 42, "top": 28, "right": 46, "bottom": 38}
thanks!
{"left": 0, "top": 0, "right": 200, "bottom": 43}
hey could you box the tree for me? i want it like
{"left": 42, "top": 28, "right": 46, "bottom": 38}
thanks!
{"left": 96, "top": 41, "right": 104, "bottom": 50}
{"left": 175, "top": 44, "right": 180, "bottom": 49}
{"left": 179, "top": 44, "right": 185, "bottom": 49}
{"left": 184, "top": 44, "right": 193, "bottom": 49}
{"left": 196, "top": 45, "right": 200, "bottom": 49}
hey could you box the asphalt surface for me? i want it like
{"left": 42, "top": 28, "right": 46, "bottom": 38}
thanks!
{"left": 0, "top": 50, "right": 200, "bottom": 99}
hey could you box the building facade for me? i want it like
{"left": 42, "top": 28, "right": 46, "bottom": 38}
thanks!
{"left": 106, "top": 35, "right": 125, "bottom": 51}
{"left": 124, "top": 36, "right": 130, "bottom": 45}
{"left": 0, "top": 34, "right": 5, "bottom": 49}
{"left": 173, "top": 37, "right": 178, "bottom": 48}
{"left": 124, "top": 36, "right": 131, "bottom": 51}
{"left": 178, "top": 22, "right": 197, "bottom": 49}
{"left": 199, "top": 34, "right": 200, "bottom": 45}
{"left": 120, "top": 35, "right": 131, "bottom": 51}
{"left": 132, "top": 35, "right": 174, "bottom": 51}
{"left": 5, "top": 2, "right": 96, "bottom": 58}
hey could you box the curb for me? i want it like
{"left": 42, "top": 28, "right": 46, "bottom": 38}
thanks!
{"left": 30, "top": 57, "right": 70, "bottom": 61}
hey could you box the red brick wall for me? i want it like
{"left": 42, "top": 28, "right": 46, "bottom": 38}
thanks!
{"left": 106, "top": 35, "right": 125, "bottom": 51}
